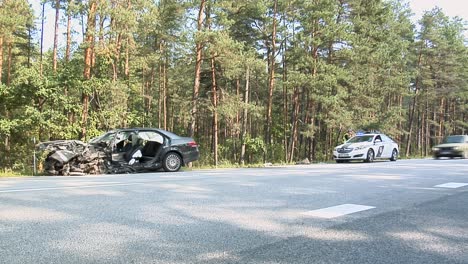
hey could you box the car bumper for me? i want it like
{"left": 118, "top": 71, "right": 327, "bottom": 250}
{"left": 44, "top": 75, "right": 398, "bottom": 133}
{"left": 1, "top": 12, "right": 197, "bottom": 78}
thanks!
{"left": 182, "top": 149, "right": 200, "bottom": 164}
{"left": 333, "top": 150, "right": 367, "bottom": 160}
{"left": 433, "top": 150, "right": 463, "bottom": 158}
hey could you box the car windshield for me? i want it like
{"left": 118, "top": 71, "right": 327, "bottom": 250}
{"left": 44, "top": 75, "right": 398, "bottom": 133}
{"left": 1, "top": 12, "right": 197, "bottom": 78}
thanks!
{"left": 347, "top": 135, "right": 374, "bottom": 143}
{"left": 89, "top": 132, "right": 115, "bottom": 144}
{"left": 443, "top": 136, "right": 464, "bottom": 144}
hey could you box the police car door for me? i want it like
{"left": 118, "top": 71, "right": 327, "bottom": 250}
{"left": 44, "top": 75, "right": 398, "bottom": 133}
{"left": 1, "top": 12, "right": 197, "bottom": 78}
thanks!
{"left": 381, "top": 135, "right": 394, "bottom": 158}
{"left": 374, "top": 135, "right": 385, "bottom": 158}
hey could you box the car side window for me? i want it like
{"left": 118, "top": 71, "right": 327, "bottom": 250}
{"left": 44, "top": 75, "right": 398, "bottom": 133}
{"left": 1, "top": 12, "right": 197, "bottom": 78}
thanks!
{"left": 114, "top": 131, "right": 135, "bottom": 153}
{"left": 375, "top": 135, "right": 382, "bottom": 143}
{"left": 138, "top": 131, "right": 164, "bottom": 144}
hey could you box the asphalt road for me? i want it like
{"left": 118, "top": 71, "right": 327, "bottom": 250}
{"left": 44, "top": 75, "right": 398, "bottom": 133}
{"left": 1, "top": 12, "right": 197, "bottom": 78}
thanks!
{"left": 1, "top": 159, "right": 467, "bottom": 264}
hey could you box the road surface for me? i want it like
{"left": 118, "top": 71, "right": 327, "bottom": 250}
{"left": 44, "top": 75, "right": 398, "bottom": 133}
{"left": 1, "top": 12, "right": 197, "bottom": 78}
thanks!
{"left": 1, "top": 159, "right": 467, "bottom": 263}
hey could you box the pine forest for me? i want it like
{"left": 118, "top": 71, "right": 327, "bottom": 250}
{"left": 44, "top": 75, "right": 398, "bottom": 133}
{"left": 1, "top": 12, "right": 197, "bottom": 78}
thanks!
{"left": 0, "top": 0, "right": 467, "bottom": 173}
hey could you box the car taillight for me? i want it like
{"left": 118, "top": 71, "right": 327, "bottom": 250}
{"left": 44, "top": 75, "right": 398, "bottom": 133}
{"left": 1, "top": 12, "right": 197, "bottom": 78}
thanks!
{"left": 188, "top": 141, "right": 198, "bottom": 147}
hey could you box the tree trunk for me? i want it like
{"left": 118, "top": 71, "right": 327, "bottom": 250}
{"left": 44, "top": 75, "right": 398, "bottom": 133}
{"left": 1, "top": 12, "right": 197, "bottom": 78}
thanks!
{"left": 211, "top": 56, "right": 218, "bottom": 167}
{"left": 288, "top": 87, "right": 300, "bottom": 163}
{"left": 65, "top": 0, "right": 72, "bottom": 63}
{"left": 438, "top": 97, "right": 445, "bottom": 139}
{"left": 52, "top": 0, "right": 60, "bottom": 72}
{"left": 125, "top": 40, "right": 130, "bottom": 79}
{"left": 265, "top": 0, "right": 278, "bottom": 152}
{"left": 163, "top": 50, "right": 168, "bottom": 130}
{"left": 417, "top": 109, "right": 422, "bottom": 156}
{"left": 405, "top": 94, "right": 417, "bottom": 157}
{"left": 148, "top": 66, "right": 155, "bottom": 127}
{"left": 0, "top": 37, "right": 3, "bottom": 83}
{"left": 158, "top": 49, "right": 162, "bottom": 128}
{"left": 81, "top": 0, "right": 97, "bottom": 140}
{"left": 405, "top": 48, "right": 423, "bottom": 157}
{"left": 398, "top": 95, "right": 403, "bottom": 143}
{"left": 113, "top": 32, "right": 122, "bottom": 81}
{"left": 4, "top": 110, "right": 10, "bottom": 168}
{"left": 282, "top": 46, "right": 288, "bottom": 163}
{"left": 236, "top": 78, "right": 240, "bottom": 134}
{"left": 425, "top": 98, "right": 430, "bottom": 156}
{"left": 240, "top": 66, "right": 250, "bottom": 166}
{"left": 7, "top": 42, "right": 12, "bottom": 86}
{"left": 40, "top": 2, "right": 45, "bottom": 76}
{"left": 190, "top": 0, "right": 206, "bottom": 138}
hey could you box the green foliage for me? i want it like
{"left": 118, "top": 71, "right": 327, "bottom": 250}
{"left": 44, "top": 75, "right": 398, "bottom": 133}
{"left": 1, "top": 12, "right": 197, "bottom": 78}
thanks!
{"left": 0, "top": 0, "right": 467, "bottom": 173}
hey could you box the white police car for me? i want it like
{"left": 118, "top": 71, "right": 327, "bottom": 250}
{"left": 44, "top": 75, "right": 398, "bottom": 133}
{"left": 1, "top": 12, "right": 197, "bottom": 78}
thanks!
{"left": 333, "top": 133, "right": 399, "bottom": 163}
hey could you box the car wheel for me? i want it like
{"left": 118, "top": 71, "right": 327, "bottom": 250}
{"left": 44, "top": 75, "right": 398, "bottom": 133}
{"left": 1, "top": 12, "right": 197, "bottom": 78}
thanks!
{"left": 336, "top": 160, "right": 344, "bottom": 163}
{"left": 390, "top": 149, "right": 398, "bottom": 161}
{"left": 365, "top": 149, "right": 374, "bottom": 163}
{"left": 163, "top": 152, "right": 182, "bottom": 172}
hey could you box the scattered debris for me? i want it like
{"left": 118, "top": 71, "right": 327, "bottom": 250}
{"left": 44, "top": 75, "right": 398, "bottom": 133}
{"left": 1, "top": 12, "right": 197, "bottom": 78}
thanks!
{"left": 296, "top": 158, "right": 311, "bottom": 165}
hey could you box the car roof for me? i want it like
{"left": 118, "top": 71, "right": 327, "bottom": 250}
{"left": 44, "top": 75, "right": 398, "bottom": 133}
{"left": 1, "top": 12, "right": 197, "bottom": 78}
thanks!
{"left": 108, "top": 128, "right": 183, "bottom": 139}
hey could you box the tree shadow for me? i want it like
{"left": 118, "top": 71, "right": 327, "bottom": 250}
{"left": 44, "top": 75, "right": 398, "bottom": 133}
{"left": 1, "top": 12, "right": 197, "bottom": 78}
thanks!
{"left": 0, "top": 172, "right": 467, "bottom": 263}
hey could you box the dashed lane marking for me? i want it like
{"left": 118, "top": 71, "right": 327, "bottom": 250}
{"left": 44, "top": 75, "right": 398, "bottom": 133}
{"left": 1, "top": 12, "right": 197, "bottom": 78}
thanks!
{"left": 434, "top": 182, "right": 468, "bottom": 188}
{"left": 302, "top": 204, "right": 375, "bottom": 219}
{"left": 0, "top": 182, "right": 146, "bottom": 193}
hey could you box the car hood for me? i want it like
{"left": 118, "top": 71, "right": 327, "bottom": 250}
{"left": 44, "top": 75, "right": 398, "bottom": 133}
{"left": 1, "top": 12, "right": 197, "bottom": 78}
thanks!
{"left": 37, "top": 140, "right": 87, "bottom": 151}
{"left": 336, "top": 142, "right": 372, "bottom": 149}
{"left": 433, "top": 143, "right": 464, "bottom": 148}
{"left": 37, "top": 139, "right": 109, "bottom": 162}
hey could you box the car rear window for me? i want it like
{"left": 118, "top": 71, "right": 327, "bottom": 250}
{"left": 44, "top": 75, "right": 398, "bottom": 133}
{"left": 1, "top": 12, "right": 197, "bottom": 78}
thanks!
{"left": 157, "top": 129, "right": 181, "bottom": 139}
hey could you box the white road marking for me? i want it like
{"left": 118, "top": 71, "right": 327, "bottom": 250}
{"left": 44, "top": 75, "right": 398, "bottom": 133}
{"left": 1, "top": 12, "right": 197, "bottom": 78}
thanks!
{"left": 302, "top": 204, "right": 375, "bottom": 219}
{"left": 0, "top": 175, "right": 220, "bottom": 194}
{"left": 434, "top": 182, "right": 468, "bottom": 188}
{"left": 0, "top": 182, "right": 146, "bottom": 193}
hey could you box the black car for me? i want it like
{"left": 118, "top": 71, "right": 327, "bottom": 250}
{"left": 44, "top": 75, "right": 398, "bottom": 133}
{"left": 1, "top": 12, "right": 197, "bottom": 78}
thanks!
{"left": 38, "top": 128, "right": 199, "bottom": 175}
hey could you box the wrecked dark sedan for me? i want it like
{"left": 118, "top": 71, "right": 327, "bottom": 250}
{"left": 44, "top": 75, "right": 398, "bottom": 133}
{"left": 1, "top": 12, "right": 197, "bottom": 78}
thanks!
{"left": 38, "top": 128, "right": 199, "bottom": 175}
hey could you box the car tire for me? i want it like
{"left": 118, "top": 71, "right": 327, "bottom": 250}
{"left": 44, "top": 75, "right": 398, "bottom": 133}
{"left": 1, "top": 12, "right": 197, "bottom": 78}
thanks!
{"left": 365, "top": 149, "right": 374, "bottom": 163}
{"left": 163, "top": 152, "right": 182, "bottom": 172}
{"left": 390, "top": 149, "right": 398, "bottom": 161}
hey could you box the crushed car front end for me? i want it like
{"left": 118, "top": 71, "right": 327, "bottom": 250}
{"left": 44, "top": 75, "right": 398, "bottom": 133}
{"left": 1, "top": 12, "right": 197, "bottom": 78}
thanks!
{"left": 37, "top": 140, "right": 110, "bottom": 176}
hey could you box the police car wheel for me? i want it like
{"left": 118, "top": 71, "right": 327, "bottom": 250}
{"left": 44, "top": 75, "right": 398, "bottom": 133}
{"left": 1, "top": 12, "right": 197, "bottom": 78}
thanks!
{"left": 390, "top": 149, "right": 398, "bottom": 161}
{"left": 365, "top": 149, "right": 374, "bottom": 163}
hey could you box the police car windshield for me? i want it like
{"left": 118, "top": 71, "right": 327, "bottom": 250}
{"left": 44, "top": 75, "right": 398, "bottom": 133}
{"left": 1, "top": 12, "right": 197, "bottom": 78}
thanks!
{"left": 347, "top": 135, "right": 374, "bottom": 143}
